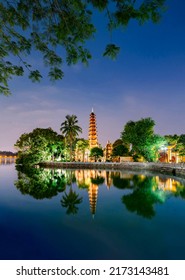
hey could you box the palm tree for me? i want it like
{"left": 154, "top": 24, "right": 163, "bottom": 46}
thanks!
{"left": 61, "top": 189, "right": 83, "bottom": 215}
{"left": 60, "top": 115, "right": 82, "bottom": 161}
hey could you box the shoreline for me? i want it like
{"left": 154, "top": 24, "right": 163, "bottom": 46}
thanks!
{"left": 39, "top": 161, "right": 185, "bottom": 178}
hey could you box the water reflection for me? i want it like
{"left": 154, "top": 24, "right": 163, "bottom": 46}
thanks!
{"left": 15, "top": 165, "right": 67, "bottom": 199}
{"left": 15, "top": 166, "right": 185, "bottom": 218}
{"left": 0, "top": 157, "right": 16, "bottom": 165}
{"left": 61, "top": 189, "right": 83, "bottom": 215}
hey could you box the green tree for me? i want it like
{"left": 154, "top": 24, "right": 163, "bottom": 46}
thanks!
{"left": 0, "top": 0, "right": 166, "bottom": 95}
{"left": 15, "top": 127, "right": 64, "bottom": 165}
{"left": 60, "top": 115, "right": 82, "bottom": 161}
{"left": 178, "top": 135, "right": 185, "bottom": 156}
{"left": 121, "top": 117, "right": 166, "bottom": 162}
{"left": 76, "top": 138, "right": 89, "bottom": 162}
{"left": 165, "top": 134, "right": 185, "bottom": 157}
{"left": 112, "top": 139, "right": 129, "bottom": 157}
{"left": 90, "top": 146, "right": 103, "bottom": 162}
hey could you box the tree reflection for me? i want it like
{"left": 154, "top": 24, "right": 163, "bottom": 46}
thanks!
{"left": 61, "top": 189, "right": 83, "bottom": 215}
{"left": 90, "top": 176, "right": 104, "bottom": 185}
{"left": 15, "top": 165, "right": 67, "bottom": 199}
{"left": 111, "top": 172, "right": 132, "bottom": 189}
{"left": 14, "top": 166, "right": 185, "bottom": 218}
{"left": 122, "top": 176, "right": 167, "bottom": 219}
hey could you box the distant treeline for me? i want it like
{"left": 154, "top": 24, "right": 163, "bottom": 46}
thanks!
{"left": 0, "top": 151, "right": 17, "bottom": 156}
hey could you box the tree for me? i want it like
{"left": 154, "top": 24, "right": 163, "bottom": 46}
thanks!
{"left": 165, "top": 134, "right": 185, "bottom": 157}
{"left": 121, "top": 117, "right": 166, "bottom": 162}
{"left": 112, "top": 139, "right": 129, "bottom": 157}
{"left": 178, "top": 135, "right": 185, "bottom": 156}
{"left": 76, "top": 138, "right": 89, "bottom": 161}
{"left": 0, "top": 0, "right": 166, "bottom": 95}
{"left": 60, "top": 115, "right": 82, "bottom": 161}
{"left": 90, "top": 146, "right": 103, "bottom": 162}
{"left": 15, "top": 127, "right": 64, "bottom": 165}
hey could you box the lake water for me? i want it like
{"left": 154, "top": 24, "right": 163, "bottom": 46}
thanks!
{"left": 1, "top": 162, "right": 185, "bottom": 260}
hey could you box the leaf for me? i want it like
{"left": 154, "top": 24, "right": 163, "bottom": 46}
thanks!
{"left": 0, "top": 85, "right": 11, "bottom": 96}
{"left": 28, "top": 70, "right": 42, "bottom": 82}
{"left": 89, "top": 0, "right": 108, "bottom": 11}
{"left": 13, "top": 66, "right": 24, "bottom": 76}
{"left": 48, "top": 67, "right": 64, "bottom": 81}
{"left": 0, "top": 0, "right": 166, "bottom": 95}
{"left": 103, "top": 44, "right": 120, "bottom": 59}
{"left": 43, "top": 50, "right": 62, "bottom": 66}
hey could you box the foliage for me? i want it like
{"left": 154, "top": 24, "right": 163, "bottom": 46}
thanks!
{"left": 61, "top": 188, "right": 83, "bottom": 215}
{"left": 15, "top": 127, "right": 64, "bottom": 165}
{"left": 122, "top": 175, "right": 166, "bottom": 219}
{"left": 15, "top": 165, "right": 67, "bottom": 199}
{"left": 89, "top": 146, "right": 103, "bottom": 161}
{"left": 60, "top": 115, "right": 82, "bottom": 161}
{"left": 111, "top": 172, "right": 131, "bottom": 189}
{"left": 65, "top": 170, "right": 77, "bottom": 185}
{"left": 91, "top": 176, "right": 105, "bottom": 185}
{"left": 112, "top": 138, "right": 129, "bottom": 157}
{"left": 76, "top": 138, "right": 89, "bottom": 161}
{"left": 165, "top": 134, "right": 185, "bottom": 156}
{"left": 121, "top": 117, "right": 166, "bottom": 162}
{"left": 178, "top": 135, "right": 185, "bottom": 156}
{"left": 0, "top": 150, "right": 17, "bottom": 156}
{"left": 0, "top": 0, "right": 166, "bottom": 95}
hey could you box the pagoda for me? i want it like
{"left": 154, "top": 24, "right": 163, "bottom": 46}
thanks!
{"left": 88, "top": 109, "right": 98, "bottom": 149}
{"left": 104, "top": 140, "right": 113, "bottom": 161}
{"left": 88, "top": 183, "right": 99, "bottom": 217}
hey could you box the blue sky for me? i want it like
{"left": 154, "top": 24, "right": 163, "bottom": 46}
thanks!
{"left": 0, "top": 0, "right": 185, "bottom": 151}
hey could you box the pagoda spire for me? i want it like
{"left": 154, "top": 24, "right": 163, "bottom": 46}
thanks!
{"left": 88, "top": 109, "right": 98, "bottom": 149}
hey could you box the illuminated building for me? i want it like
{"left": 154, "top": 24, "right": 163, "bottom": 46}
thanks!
{"left": 88, "top": 109, "right": 98, "bottom": 149}
{"left": 159, "top": 145, "right": 185, "bottom": 163}
{"left": 104, "top": 140, "right": 113, "bottom": 161}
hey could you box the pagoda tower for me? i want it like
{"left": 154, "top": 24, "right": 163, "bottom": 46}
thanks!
{"left": 88, "top": 109, "right": 98, "bottom": 149}
{"left": 88, "top": 183, "right": 99, "bottom": 217}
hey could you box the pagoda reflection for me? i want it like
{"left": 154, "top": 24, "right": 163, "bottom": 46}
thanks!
{"left": 14, "top": 166, "right": 185, "bottom": 218}
{"left": 75, "top": 170, "right": 107, "bottom": 216}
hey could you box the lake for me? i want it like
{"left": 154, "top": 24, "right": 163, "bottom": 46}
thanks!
{"left": 1, "top": 162, "right": 185, "bottom": 260}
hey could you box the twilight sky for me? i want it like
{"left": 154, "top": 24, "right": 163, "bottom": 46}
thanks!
{"left": 0, "top": 0, "right": 185, "bottom": 152}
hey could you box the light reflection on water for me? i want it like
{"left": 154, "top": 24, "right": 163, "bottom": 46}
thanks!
{"left": 1, "top": 163, "right": 185, "bottom": 260}
{"left": 15, "top": 166, "right": 185, "bottom": 218}
{"left": 0, "top": 157, "right": 16, "bottom": 165}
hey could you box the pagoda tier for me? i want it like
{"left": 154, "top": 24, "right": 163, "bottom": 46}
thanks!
{"left": 88, "top": 184, "right": 99, "bottom": 216}
{"left": 88, "top": 111, "right": 98, "bottom": 149}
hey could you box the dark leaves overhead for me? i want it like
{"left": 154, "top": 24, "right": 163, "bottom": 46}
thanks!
{"left": 0, "top": 0, "right": 166, "bottom": 95}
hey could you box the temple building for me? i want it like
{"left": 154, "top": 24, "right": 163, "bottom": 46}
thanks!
{"left": 88, "top": 109, "right": 99, "bottom": 149}
{"left": 103, "top": 140, "right": 113, "bottom": 161}
{"left": 159, "top": 145, "right": 185, "bottom": 163}
{"left": 76, "top": 109, "right": 128, "bottom": 162}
